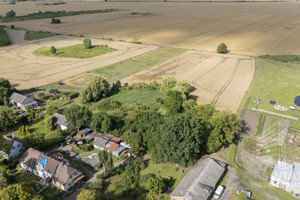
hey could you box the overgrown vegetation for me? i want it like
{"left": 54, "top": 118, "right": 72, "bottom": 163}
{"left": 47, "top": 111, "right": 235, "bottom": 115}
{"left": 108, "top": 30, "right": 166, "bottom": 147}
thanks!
{"left": 0, "top": 27, "right": 11, "bottom": 47}
{"left": 1, "top": 9, "right": 120, "bottom": 22}
{"left": 24, "top": 30, "right": 59, "bottom": 40}
{"left": 258, "top": 55, "right": 300, "bottom": 63}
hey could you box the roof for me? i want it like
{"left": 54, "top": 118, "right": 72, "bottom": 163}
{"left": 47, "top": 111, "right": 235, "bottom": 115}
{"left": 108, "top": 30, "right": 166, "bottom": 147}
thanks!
{"left": 170, "top": 157, "right": 227, "bottom": 200}
{"left": 290, "top": 162, "right": 300, "bottom": 188}
{"left": 271, "top": 160, "right": 294, "bottom": 184}
{"left": 109, "top": 143, "right": 119, "bottom": 152}
{"left": 73, "top": 174, "right": 85, "bottom": 183}
{"left": 94, "top": 137, "right": 109, "bottom": 149}
{"left": 53, "top": 163, "right": 78, "bottom": 185}
{"left": 9, "top": 92, "right": 37, "bottom": 106}
{"left": 113, "top": 145, "right": 126, "bottom": 155}
{"left": 111, "top": 137, "right": 122, "bottom": 143}
{"left": 44, "top": 157, "right": 60, "bottom": 174}
{"left": 82, "top": 153, "right": 101, "bottom": 169}
{"left": 76, "top": 129, "right": 89, "bottom": 137}
{"left": 53, "top": 113, "right": 69, "bottom": 127}
{"left": 19, "top": 148, "right": 42, "bottom": 169}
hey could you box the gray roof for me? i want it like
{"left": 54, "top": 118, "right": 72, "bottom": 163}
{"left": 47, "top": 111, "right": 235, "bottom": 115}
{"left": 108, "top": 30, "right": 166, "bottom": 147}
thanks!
{"left": 271, "top": 160, "right": 294, "bottom": 184}
{"left": 113, "top": 145, "right": 126, "bottom": 155}
{"left": 10, "top": 92, "right": 37, "bottom": 107}
{"left": 171, "top": 157, "right": 227, "bottom": 200}
{"left": 82, "top": 153, "right": 101, "bottom": 169}
{"left": 94, "top": 137, "right": 109, "bottom": 149}
{"left": 53, "top": 113, "right": 69, "bottom": 127}
{"left": 290, "top": 162, "right": 300, "bottom": 188}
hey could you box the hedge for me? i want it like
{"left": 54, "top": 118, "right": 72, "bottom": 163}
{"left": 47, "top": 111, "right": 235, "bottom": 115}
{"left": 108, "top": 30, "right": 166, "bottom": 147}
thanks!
{"left": 0, "top": 27, "right": 11, "bottom": 46}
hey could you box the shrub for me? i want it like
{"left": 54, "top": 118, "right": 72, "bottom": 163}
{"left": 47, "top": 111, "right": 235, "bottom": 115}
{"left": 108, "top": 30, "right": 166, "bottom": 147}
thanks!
{"left": 50, "top": 46, "right": 56, "bottom": 54}
{"left": 217, "top": 43, "right": 228, "bottom": 54}
{"left": 84, "top": 38, "right": 92, "bottom": 49}
{"left": 6, "top": 10, "right": 16, "bottom": 18}
{"left": 51, "top": 18, "right": 61, "bottom": 24}
{"left": 0, "top": 27, "right": 11, "bottom": 46}
{"left": 10, "top": 25, "right": 14, "bottom": 29}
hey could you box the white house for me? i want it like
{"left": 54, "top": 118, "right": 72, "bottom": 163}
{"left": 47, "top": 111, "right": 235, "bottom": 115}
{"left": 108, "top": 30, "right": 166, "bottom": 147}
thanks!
{"left": 270, "top": 160, "right": 300, "bottom": 198}
{"left": 53, "top": 113, "right": 70, "bottom": 130}
{"left": 9, "top": 92, "right": 38, "bottom": 110}
{"left": 0, "top": 135, "right": 23, "bottom": 159}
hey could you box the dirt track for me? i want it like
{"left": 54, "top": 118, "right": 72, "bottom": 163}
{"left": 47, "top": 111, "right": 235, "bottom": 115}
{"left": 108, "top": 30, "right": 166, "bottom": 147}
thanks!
{"left": 0, "top": 35, "right": 157, "bottom": 89}
{"left": 123, "top": 51, "right": 254, "bottom": 112}
{"left": 2, "top": 2, "right": 300, "bottom": 55}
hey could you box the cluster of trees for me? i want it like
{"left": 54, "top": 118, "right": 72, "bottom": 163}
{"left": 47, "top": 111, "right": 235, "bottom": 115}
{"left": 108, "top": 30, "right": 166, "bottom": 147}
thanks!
{"left": 0, "top": 28, "right": 11, "bottom": 47}
{"left": 0, "top": 184, "right": 34, "bottom": 200}
{"left": 0, "top": 109, "right": 18, "bottom": 132}
{"left": 0, "top": 78, "right": 14, "bottom": 105}
{"left": 6, "top": 10, "right": 16, "bottom": 18}
{"left": 80, "top": 77, "right": 111, "bottom": 103}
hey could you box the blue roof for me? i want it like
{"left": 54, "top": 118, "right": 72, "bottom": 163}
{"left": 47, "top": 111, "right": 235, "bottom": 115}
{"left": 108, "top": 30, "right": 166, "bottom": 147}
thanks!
{"left": 85, "top": 128, "right": 92, "bottom": 132}
{"left": 40, "top": 157, "right": 48, "bottom": 169}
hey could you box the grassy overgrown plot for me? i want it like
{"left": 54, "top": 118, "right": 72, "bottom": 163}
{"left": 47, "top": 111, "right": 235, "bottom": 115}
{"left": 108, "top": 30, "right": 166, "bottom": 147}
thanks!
{"left": 256, "top": 113, "right": 266, "bottom": 136}
{"left": 1, "top": 9, "right": 120, "bottom": 22}
{"left": 24, "top": 30, "right": 59, "bottom": 40}
{"left": 34, "top": 44, "right": 115, "bottom": 58}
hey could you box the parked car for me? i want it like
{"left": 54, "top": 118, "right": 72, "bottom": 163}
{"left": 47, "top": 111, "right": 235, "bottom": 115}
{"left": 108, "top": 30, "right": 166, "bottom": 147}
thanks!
{"left": 237, "top": 189, "right": 252, "bottom": 198}
{"left": 214, "top": 185, "right": 225, "bottom": 199}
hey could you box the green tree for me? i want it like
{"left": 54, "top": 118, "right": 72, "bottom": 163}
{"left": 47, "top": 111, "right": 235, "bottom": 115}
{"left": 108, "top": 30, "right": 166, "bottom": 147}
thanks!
{"left": 88, "top": 179, "right": 104, "bottom": 191}
{"left": 25, "top": 125, "right": 29, "bottom": 135}
{"left": 0, "top": 109, "right": 17, "bottom": 131}
{"left": 98, "top": 150, "right": 113, "bottom": 175}
{"left": 146, "top": 176, "right": 165, "bottom": 194}
{"left": 163, "top": 90, "right": 183, "bottom": 114}
{"left": 0, "top": 176, "right": 7, "bottom": 190}
{"left": 160, "top": 76, "right": 177, "bottom": 96}
{"left": 83, "top": 38, "right": 92, "bottom": 49}
{"left": 0, "top": 184, "right": 34, "bottom": 200}
{"left": 37, "top": 92, "right": 45, "bottom": 100}
{"left": 46, "top": 105, "right": 57, "bottom": 115}
{"left": 64, "top": 105, "right": 92, "bottom": 131}
{"left": 0, "top": 77, "right": 13, "bottom": 105}
{"left": 217, "top": 43, "right": 228, "bottom": 54}
{"left": 173, "top": 80, "right": 191, "bottom": 100}
{"left": 90, "top": 112, "right": 112, "bottom": 133}
{"left": 6, "top": 10, "right": 16, "bottom": 18}
{"left": 44, "top": 115, "right": 54, "bottom": 130}
{"left": 50, "top": 46, "right": 56, "bottom": 54}
{"left": 23, "top": 132, "right": 45, "bottom": 150}
{"left": 77, "top": 189, "right": 99, "bottom": 200}
{"left": 207, "top": 111, "right": 241, "bottom": 153}
{"left": 80, "top": 77, "right": 110, "bottom": 103}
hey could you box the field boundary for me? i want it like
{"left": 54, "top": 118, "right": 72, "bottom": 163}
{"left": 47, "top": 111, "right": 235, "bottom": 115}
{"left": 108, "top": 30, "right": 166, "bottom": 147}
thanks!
{"left": 252, "top": 108, "right": 298, "bottom": 120}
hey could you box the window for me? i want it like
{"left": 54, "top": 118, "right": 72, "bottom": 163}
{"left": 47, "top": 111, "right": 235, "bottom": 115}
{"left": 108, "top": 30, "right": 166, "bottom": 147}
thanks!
{"left": 19, "top": 149, "right": 22, "bottom": 152}
{"left": 274, "top": 181, "right": 277, "bottom": 184}
{"left": 17, "top": 144, "right": 20, "bottom": 147}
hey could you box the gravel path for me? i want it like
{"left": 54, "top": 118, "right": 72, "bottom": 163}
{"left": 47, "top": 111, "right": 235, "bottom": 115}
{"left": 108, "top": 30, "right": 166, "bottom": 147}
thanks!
{"left": 220, "top": 166, "right": 243, "bottom": 200}
{"left": 4, "top": 28, "right": 26, "bottom": 45}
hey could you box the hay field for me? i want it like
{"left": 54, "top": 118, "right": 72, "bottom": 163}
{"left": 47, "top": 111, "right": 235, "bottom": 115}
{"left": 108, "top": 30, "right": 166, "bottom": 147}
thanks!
{"left": 123, "top": 51, "right": 254, "bottom": 112}
{"left": 2, "top": 2, "right": 300, "bottom": 55}
{"left": 0, "top": 35, "right": 156, "bottom": 89}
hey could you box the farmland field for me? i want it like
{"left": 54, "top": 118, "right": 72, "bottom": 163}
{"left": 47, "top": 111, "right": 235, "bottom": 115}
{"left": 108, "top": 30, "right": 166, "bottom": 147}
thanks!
{"left": 2, "top": 2, "right": 300, "bottom": 55}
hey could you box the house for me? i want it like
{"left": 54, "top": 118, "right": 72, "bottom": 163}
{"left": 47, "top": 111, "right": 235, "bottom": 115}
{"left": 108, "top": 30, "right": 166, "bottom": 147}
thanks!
{"left": 112, "top": 144, "right": 127, "bottom": 157}
{"left": 9, "top": 92, "right": 38, "bottom": 110}
{"left": 170, "top": 157, "right": 227, "bottom": 200}
{"left": 76, "top": 128, "right": 93, "bottom": 138}
{"left": 82, "top": 153, "right": 101, "bottom": 170}
{"left": 0, "top": 135, "right": 23, "bottom": 159}
{"left": 94, "top": 137, "right": 110, "bottom": 150}
{"left": 270, "top": 160, "right": 300, "bottom": 198}
{"left": 19, "top": 148, "right": 41, "bottom": 176}
{"left": 36, "top": 155, "right": 60, "bottom": 179}
{"left": 52, "top": 162, "right": 84, "bottom": 191}
{"left": 53, "top": 113, "right": 70, "bottom": 130}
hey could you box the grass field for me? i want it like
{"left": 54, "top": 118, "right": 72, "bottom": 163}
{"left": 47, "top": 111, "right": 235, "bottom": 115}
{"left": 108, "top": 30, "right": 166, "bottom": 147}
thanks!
{"left": 91, "top": 47, "right": 186, "bottom": 82}
{"left": 24, "top": 30, "right": 59, "bottom": 40}
{"left": 34, "top": 44, "right": 115, "bottom": 58}
{"left": 108, "top": 89, "right": 162, "bottom": 106}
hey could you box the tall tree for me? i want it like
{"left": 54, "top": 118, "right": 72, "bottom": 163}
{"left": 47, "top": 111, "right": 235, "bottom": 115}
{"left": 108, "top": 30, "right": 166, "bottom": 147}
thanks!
{"left": 90, "top": 112, "right": 112, "bottom": 133}
{"left": 163, "top": 90, "right": 183, "bottom": 114}
{"left": 80, "top": 77, "right": 110, "bottom": 103}
{"left": 44, "top": 115, "right": 54, "bottom": 130}
{"left": 98, "top": 150, "right": 113, "bottom": 175}
{"left": 23, "top": 132, "right": 45, "bottom": 150}
{"left": 0, "top": 109, "right": 17, "bottom": 131}
{"left": 77, "top": 189, "right": 99, "bottom": 200}
{"left": 0, "top": 184, "right": 34, "bottom": 200}
{"left": 160, "top": 76, "right": 177, "bottom": 96}
{"left": 64, "top": 105, "right": 92, "bottom": 131}
{"left": 0, "top": 78, "right": 13, "bottom": 105}
{"left": 146, "top": 176, "right": 165, "bottom": 194}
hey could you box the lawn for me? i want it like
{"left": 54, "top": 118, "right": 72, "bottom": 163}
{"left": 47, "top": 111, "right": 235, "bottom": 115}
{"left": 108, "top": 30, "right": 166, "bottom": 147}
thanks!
{"left": 109, "top": 89, "right": 162, "bottom": 107}
{"left": 24, "top": 30, "right": 59, "bottom": 40}
{"left": 34, "top": 44, "right": 115, "bottom": 58}
{"left": 265, "top": 118, "right": 285, "bottom": 138}
{"left": 262, "top": 143, "right": 282, "bottom": 159}
{"left": 91, "top": 47, "right": 187, "bottom": 82}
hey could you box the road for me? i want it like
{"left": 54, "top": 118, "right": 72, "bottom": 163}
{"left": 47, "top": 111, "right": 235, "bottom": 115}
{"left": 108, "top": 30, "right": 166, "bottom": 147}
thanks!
{"left": 65, "top": 160, "right": 126, "bottom": 200}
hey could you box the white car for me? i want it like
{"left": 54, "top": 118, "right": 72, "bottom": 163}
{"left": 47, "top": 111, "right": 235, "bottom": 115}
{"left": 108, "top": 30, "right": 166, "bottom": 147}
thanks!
{"left": 214, "top": 185, "right": 225, "bottom": 199}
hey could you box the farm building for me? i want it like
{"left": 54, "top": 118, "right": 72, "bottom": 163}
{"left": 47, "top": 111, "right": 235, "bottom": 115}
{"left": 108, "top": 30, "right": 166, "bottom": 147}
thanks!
{"left": 170, "top": 157, "right": 227, "bottom": 200}
{"left": 9, "top": 92, "right": 38, "bottom": 110}
{"left": 0, "top": 135, "right": 23, "bottom": 159}
{"left": 270, "top": 160, "right": 300, "bottom": 198}
{"left": 53, "top": 113, "right": 70, "bottom": 130}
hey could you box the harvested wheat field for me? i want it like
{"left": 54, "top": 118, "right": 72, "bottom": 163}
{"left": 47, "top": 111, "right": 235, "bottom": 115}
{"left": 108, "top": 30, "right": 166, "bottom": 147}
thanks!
{"left": 123, "top": 51, "right": 254, "bottom": 112}
{"left": 0, "top": 35, "right": 156, "bottom": 89}
{"left": 2, "top": 1, "right": 300, "bottom": 55}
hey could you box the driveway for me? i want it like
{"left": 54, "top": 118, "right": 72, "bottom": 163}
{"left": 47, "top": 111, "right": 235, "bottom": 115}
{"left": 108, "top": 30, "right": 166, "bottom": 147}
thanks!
{"left": 220, "top": 165, "right": 243, "bottom": 200}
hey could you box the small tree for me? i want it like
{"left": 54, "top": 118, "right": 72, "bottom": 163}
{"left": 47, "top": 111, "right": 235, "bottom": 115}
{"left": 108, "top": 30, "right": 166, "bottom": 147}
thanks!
{"left": 84, "top": 38, "right": 92, "bottom": 49}
{"left": 6, "top": 10, "right": 16, "bottom": 18}
{"left": 217, "top": 43, "right": 228, "bottom": 54}
{"left": 51, "top": 18, "right": 61, "bottom": 24}
{"left": 50, "top": 46, "right": 56, "bottom": 55}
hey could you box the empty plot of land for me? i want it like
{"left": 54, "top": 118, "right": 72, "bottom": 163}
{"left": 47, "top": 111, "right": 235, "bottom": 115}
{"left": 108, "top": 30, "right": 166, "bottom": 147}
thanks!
{"left": 0, "top": 35, "right": 157, "bottom": 89}
{"left": 123, "top": 51, "right": 254, "bottom": 112}
{"left": 4, "top": 2, "right": 300, "bottom": 55}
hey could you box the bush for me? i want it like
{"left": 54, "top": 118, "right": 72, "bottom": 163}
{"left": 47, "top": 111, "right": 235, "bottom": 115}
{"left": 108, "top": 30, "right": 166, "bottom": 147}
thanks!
{"left": 50, "top": 46, "right": 56, "bottom": 54}
{"left": 0, "top": 27, "right": 11, "bottom": 46}
{"left": 10, "top": 25, "right": 14, "bottom": 29}
{"left": 6, "top": 10, "right": 16, "bottom": 18}
{"left": 51, "top": 18, "right": 61, "bottom": 24}
{"left": 84, "top": 38, "right": 92, "bottom": 49}
{"left": 217, "top": 43, "right": 228, "bottom": 54}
